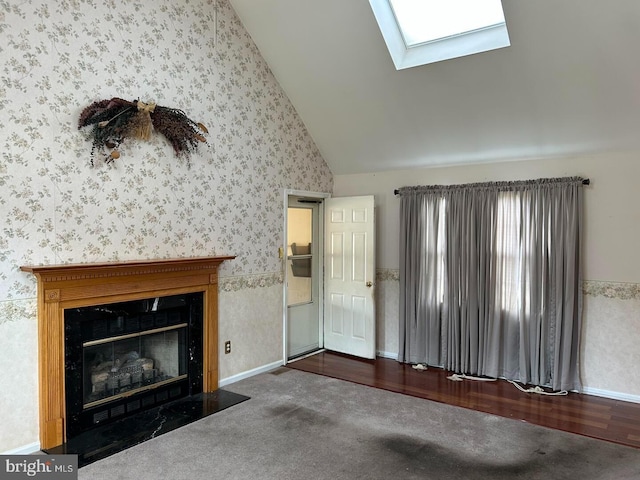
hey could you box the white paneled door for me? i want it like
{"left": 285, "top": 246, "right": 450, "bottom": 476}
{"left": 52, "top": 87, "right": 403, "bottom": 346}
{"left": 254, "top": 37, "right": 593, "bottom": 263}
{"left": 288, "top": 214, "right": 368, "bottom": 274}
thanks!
{"left": 324, "top": 196, "right": 376, "bottom": 359}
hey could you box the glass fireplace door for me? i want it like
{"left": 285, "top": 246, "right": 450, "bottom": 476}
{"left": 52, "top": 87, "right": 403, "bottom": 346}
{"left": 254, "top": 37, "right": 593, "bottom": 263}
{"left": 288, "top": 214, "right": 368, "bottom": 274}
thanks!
{"left": 83, "top": 325, "right": 187, "bottom": 408}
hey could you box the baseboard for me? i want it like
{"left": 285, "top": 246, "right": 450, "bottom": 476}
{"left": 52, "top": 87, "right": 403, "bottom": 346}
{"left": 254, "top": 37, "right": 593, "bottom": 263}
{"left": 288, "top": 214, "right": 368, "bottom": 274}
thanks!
{"left": 581, "top": 386, "right": 640, "bottom": 404}
{"left": 218, "top": 360, "right": 284, "bottom": 388}
{"left": 2, "top": 442, "right": 41, "bottom": 455}
{"left": 377, "top": 350, "right": 399, "bottom": 360}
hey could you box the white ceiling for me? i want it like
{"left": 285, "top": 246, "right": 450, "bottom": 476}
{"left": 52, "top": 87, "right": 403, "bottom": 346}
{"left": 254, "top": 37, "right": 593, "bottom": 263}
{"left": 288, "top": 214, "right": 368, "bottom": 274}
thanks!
{"left": 228, "top": 0, "right": 640, "bottom": 175}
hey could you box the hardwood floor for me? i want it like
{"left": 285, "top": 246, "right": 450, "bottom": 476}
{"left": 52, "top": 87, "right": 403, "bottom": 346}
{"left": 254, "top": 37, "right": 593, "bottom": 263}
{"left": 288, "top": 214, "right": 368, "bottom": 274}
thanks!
{"left": 287, "top": 351, "right": 640, "bottom": 449}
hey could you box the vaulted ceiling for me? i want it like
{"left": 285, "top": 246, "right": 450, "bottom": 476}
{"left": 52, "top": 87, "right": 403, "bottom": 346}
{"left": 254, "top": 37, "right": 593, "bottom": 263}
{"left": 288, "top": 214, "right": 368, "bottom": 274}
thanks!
{"left": 228, "top": 0, "right": 640, "bottom": 175}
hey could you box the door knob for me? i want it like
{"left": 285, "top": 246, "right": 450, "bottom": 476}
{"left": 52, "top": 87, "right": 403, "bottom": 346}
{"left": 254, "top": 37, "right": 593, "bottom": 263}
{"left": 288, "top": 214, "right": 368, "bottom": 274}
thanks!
{"left": 366, "top": 281, "right": 373, "bottom": 287}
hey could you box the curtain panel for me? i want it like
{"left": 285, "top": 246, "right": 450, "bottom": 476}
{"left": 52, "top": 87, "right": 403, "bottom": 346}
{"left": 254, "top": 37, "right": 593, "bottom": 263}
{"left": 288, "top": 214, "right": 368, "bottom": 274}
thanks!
{"left": 398, "top": 177, "right": 584, "bottom": 391}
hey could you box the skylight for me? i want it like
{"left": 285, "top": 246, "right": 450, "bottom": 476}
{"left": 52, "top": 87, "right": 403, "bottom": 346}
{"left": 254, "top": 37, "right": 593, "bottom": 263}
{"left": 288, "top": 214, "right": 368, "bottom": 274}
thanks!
{"left": 369, "top": 0, "right": 510, "bottom": 70}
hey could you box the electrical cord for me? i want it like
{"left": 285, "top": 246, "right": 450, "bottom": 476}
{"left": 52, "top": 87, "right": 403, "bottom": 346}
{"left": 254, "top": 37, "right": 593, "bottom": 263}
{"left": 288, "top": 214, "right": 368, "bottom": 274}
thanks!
{"left": 413, "top": 363, "right": 568, "bottom": 396}
{"left": 507, "top": 380, "right": 568, "bottom": 396}
{"left": 445, "top": 372, "right": 568, "bottom": 395}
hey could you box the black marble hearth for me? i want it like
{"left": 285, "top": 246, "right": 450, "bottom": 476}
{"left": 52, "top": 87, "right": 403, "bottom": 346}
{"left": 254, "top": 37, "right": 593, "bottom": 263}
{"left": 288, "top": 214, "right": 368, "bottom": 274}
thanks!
{"left": 44, "top": 390, "right": 250, "bottom": 468}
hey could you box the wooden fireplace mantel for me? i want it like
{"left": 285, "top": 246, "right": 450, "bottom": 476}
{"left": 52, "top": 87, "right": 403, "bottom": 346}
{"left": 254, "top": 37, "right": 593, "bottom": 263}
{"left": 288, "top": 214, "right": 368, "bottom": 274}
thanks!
{"left": 21, "top": 256, "right": 235, "bottom": 449}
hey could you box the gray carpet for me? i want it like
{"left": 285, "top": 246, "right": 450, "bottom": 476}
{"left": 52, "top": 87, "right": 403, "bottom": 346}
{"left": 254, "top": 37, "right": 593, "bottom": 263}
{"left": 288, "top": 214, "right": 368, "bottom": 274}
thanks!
{"left": 79, "top": 368, "right": 640, "bottom": 480}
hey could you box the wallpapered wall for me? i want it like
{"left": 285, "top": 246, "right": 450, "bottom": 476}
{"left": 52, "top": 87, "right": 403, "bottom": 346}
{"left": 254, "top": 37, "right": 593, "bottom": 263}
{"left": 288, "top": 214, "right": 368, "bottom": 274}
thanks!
{"left": 0, "top": 0, "right": 332, "bottom": 452}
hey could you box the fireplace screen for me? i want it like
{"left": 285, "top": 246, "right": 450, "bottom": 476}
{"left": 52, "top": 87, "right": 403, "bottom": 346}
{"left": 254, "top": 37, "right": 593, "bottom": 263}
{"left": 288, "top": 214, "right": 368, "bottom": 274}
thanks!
{"left": 83, "top": 326, "right": 187, "bottom": 408}
{"left": 64, "top": 292, "right": 203, "bottom": 439}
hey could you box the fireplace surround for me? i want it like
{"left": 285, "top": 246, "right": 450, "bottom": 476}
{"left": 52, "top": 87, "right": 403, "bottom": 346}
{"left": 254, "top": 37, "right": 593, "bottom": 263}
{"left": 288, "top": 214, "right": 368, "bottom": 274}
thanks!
{"left": 21, "top": 256, "right": 234, "bottom": 450}
{"left": 63, "top": 291, "right": 204, "bottom": 439}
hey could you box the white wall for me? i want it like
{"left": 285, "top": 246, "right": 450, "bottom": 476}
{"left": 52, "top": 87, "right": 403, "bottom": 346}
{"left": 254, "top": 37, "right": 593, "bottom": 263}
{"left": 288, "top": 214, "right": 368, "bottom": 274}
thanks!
{"left": 335, "top": 152, "right": 640, "bottom": 399}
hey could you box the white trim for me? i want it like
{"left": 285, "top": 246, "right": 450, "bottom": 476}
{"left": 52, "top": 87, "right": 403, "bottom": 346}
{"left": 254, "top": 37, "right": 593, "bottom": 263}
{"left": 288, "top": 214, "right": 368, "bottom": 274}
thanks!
{"left": 581, "top": 386, "right": 640, "bottom": 405}
{"left": 368, "top": 0, "right": 510, "bottom": 69}
{"left": 2, "top": 442, "right": 41, "bottom": 455}
{"left": 377, "top": 350, "right": 399, "bottom": 360}
{"left": 218, "top": 360, "right": 284, "bottom": 388}
{"left": 287, "top": 348, "right": 326, "bottom": 364}
{"left": 282, "top": 189, "right": 331, "bottom": 363}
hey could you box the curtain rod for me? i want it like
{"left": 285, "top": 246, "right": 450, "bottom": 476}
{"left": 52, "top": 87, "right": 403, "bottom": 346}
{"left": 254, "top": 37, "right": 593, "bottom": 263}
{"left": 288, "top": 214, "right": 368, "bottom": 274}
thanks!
{"left": 394, "top": 178, "right": 590, "bottom": 195}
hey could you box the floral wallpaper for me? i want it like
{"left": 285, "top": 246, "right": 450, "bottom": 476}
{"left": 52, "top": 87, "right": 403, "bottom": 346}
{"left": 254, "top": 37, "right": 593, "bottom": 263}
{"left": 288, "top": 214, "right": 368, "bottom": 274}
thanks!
{"left": 0, "top": 0, "right": 332, "bottom": 452}
{"left": 0, "top": 0, "right": 332, "bottom": 301}
{"left": 583, "top": 280, "right": 640, "bottom": 300}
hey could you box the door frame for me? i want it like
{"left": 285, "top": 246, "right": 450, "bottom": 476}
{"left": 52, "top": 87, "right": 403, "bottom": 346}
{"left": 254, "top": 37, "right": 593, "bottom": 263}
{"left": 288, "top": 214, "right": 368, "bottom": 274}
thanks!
{"left": 282, "top": 189, "right": 331, "bottom": 363}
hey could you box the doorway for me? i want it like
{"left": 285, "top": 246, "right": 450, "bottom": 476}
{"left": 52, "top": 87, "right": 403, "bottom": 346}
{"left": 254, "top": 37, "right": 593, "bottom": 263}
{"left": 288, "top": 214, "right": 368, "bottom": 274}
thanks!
{"left": 283, "top": 191, "right": 376, "bottom": 363}
{"left": 285, "top": 193, "right": 327, "bottom": 360}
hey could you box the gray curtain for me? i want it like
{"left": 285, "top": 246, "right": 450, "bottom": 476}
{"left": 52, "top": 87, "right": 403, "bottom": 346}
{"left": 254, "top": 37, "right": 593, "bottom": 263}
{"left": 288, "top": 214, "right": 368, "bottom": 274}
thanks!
{"left": 398, "top": 177, "right": 583, "bottom": 391}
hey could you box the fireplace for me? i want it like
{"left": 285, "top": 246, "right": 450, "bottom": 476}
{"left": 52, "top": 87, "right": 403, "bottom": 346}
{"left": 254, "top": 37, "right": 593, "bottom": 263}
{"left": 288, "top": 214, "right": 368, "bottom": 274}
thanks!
{"left": 63, "top": 292, "right": 203, "bottom": 439}
{"left": 21, "top": 257, "right": 235, "bottom": 452}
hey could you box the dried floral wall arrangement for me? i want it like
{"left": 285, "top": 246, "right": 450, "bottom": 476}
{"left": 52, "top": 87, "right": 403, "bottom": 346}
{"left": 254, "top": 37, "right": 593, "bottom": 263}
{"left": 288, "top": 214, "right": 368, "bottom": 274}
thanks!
{"left": 78, "top": 98, "right": 208, "bottom": 165}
